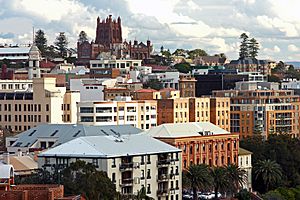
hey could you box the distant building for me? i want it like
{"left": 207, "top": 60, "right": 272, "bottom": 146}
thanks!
{"left": 77, "top": 15, "right": 152, "bottom": 65}
{"left": 227, "top": 58, "right": 271, "bottom": 75}
{"left": 178, "top": 76, "right": 196, "bottom": 97}
{"left": 0, "top": 46, "right": 30, "bottom": 62}
{"left": 213, "top": 89, "right": 300, "bottom": 139}
{"left": 77, "top": 99, "right": 157, "bottom": 130}
{"left": 0, "top": 78, "right": 80, "bottom": 133}
{"left": 193, "top": 56, "right": 228, "bottom": 66}
{"left": 209, "top": 97, "right": 231, "bottom": 132}
{"left": 38, "top": 134, "right": 182, "bottom": 200}
{"left": 144, "top": 122, "right": 239, "bottom": 169}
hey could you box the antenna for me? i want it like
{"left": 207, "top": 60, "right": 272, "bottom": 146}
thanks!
{"left": 32, "top": 27, "right": 35, "bottom": 44}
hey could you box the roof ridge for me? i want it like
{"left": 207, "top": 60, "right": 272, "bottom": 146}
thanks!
{"left": 80, "top": 137, "right": 107, "bottom": 156}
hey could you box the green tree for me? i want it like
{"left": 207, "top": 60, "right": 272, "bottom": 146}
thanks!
{"left": 239, "top": 33, "right": 249, "bottom": 59}
{"left": 226, "top": 164, "right": 247, "bottom": 195}
{"left": 188, "top": 49, "right": 208, "bottom": 59}
{"left": 143, "top": 79, "right": 163, "bottom": 90}
{"left": 62, "top": 160, "right": 116, "bottom": 200}
{"left": 210, "top": 166, "right": 229, "bottom": 199}
{"left": 183, "top": 164, "right": 213, "bottom": 200}
{"left": 78, "top": 30, "right": 88, "bottom": 44}
{"left": 248, "top": 38, "right": 259, "bottom": 58}
{"left": 255, "top": 159, "right": 283, "bottom": 192}
{"left": 54, "top": 32, "right": 68, "bottom": 58}
{"left": 34, "top": 29, "right": 47, "bottom": 56}
{"left": 174, "top": 62, "right": 191, "bottom": 73}
{"left": 172, "top": 48, "right": 186, "bottom": 56}
{"left": 235, "top": 189, "right": 251, "bottom": 200}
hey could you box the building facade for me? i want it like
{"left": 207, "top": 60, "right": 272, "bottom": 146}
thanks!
{"left": 213, "top": 89, "right": 300, "bottom": 139}
{"left": 38, "top": 134, "right": 182, "bottom": 200}
{"left": 178, "top": 76, "right": 196, "bottom": 97}
{"left": 238, "top": 148, "right": 252, "bottom": 191}
{"left": 210, "top": 97, "right": 231, "bottom": 132}
{"left": 77, "top": 100, "right": 157, "bottom": 130}
{"left": 145, "top": 122, "right": 239, "bottom": 170}
{"left": 0, "top": 78, "right": 80, "bottom": 133}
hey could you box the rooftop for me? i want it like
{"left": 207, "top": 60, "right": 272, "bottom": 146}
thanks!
{"left": 239, "top": 147, "right": 252, "bottom": 155}
{"left": 0, "top": 47, "right": 30, "bottom": 54}
{"left": 8, "top": 124, "right": 142, "bottom": 149}
{"left": 143, "top": 122, "right": 230, "bottom": 138}
{"left": 39, "top": 134, "right": 180, "bottom": 158}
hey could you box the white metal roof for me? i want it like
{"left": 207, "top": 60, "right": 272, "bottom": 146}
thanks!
{"left": 0, "top": 47, "right": 30, "bottom": 54}
{"left": 39, "top": 134, "right": 180, "bottom": 158}
{"left": 143, "top": 122, "right": 230, "bottom": 138}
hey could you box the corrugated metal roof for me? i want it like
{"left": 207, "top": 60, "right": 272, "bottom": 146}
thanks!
{"left": 0, "top": 47, "right": 30, "bottom": 54}
{"left": 9, "top": 124, "right": 143, "bottom": 148}
{"left": 143, "top": 122, "right": 230, "bottom": 138}
{"left": 39, "top": 134, "right": 180, "bottom": 158}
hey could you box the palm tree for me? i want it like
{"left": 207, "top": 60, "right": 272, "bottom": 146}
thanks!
{"left": 254, "top": 159, "right": 283, "bottom": 191}
{"left": 184, "top": 164, "right": 213, "bottom": 200}
{"left": 210, "top": 166, "right": 229, "bottom": 199}
{"left": 226, "top": 164, "right": 247, "bottom": 196}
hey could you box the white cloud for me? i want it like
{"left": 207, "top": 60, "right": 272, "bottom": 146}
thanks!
{"left": 288, "top": 44, "right": 299, "bottom": 52}
{"left": 263, "top": 45, "right": 281, "bottom": 54}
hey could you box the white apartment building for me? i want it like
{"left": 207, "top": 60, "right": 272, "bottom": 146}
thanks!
{"left": 70, "top": 78, "right": 117, "bottom": 101}
{"left": 77, "top": 99, "right": 157, "bottom": 130}
{"left": 90, "top": 59, "right": 142, "bottom": 74}
{"left": 38, "top": 134, "right": 182, "bottom": 200}
{"left": 0, "top": 78, "right": 80, "bottom": 133}
{"left": 238, "top": 148, "right": 252, "bottom": 191}
{"left": 145, "top": 72, "right": 180, "bottom": 89}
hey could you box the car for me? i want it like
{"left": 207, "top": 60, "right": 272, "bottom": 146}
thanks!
{"left": 198, "top": 192, "right": 212, "bottom": 199}
{"left": 183, "top": 194, "right": 193, "bottom": 199}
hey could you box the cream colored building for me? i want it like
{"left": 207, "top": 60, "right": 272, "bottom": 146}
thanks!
{"left": 210, "top": 97, "right": 231, "bottom": 132}
{"left": 77, "top": 98, "right": 157, "bottom": 130}
{"left": 0, "top": 78, "right": 80, "bottom": 133}
{"left": 38, "top": 134, "right": 182, "bottom": 200}
{"left": 238, "top": 148, "right": 252, "bottom": 191}
{"left": 0, "top": 80, "right": 33, "bottom": 92}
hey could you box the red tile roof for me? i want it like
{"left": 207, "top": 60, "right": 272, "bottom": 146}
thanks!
{"left": 40, "top": 60, "right": 56, "bottom": 69}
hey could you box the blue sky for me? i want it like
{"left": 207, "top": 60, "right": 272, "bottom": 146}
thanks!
{"left": 0, "top": 0, "right": 300, "bottom": 61}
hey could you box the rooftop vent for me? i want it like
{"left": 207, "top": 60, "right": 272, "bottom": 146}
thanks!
{"left": 28, "top": 130, "right": 37, "bottom": 136}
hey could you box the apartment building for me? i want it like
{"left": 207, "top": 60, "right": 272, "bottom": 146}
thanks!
{"left": 157, "top": 97, "right": 223, "bottom": 125}
{"left": 0, "top": 78, "right": 80, "bottom": 133}
{"left": 38, "top": 134, "right": 182, "bottom": 200}
{"left": 90, "top": 58, "right": 142, "bottom": 77}
{"left": 77, "top": 99, "right": 157, "bottom": 130}
{"left": 210, "top": 97, "right": 231, "bottom": 132}
{"left": 6, "top": 124, "right": 142, "bottom": 154}
{"left": 144, "top": 122, "right": 239, "bottom": 170}
{"left": 213, "top": 89, "right": 300, "bottom": 138}
{"left": 178, "top": 76, "right": 196, "bottom": 97}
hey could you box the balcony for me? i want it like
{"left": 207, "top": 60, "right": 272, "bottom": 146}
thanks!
{"left": 157, "top": 189, "right": 169, "bottom": 196}
{"left": 157, "top": 159, "right": 171, "bottom": 167}
{"left": 157, "top": 174, "right": 170, "bottom": 182}
{"left": 120, "top": 178, "right": 133, "bottom": 187}
{"left": 119, "top": 163, "right": 133, "bottom": 171}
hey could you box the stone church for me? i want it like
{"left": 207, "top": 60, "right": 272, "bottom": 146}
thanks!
{"left": 77, "top": 15, "right": 152, "bottom": 65}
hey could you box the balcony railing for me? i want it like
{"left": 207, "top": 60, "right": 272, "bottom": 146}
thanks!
{"left": 157, "top": 174, "right": 170, "bottom": 182}
{"left": 120, "top": 178, "right": 133, "bottom": 186}
{"left": 119, "top": 163, "right": 133, "bottom": 171}
{"left": 157, "top": 189, "right": 169, "bottom": 196}
{"left": 157, "top": 159, "right": 171, "bottom": 167}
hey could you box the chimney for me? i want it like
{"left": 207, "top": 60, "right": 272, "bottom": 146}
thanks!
{"left": 2, "top": 64, "right": 7, "bottom": 79}
{"left": 3, "top": 152, "right": 9, "bottom": 164}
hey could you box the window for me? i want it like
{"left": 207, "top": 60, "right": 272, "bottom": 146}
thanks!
{"left": 141, "top": 170, "right": 145, "bottom": 179}
{"left": 112, "top": 173, "right": 116, "bottom": 183}
{"left": 112, "top": 158, "right": 116, "bottom": 167}
{"left": 81, "top": 116, "right": 94, "bottom": 122}
{"left": 176, "top": 180, "right": 179, "bottom": 189}
{"left": 147, "top": 155, "right": 151, "bottom": 164}
{"left": 46, "top": 104, "right": 49, "bottom": 111}
{"left": 92, "top": 159, "right": 98, "bottom": 167}
{"left": 175, "top": 166, "right": 179, "bottom": 175}
{"left": 147, "top": 184, "right": 151, "bottom": 194}
{"left": 147, "top": 169, "right": 151, "bottom": 179}
{"left": 80, "top": 107, "right": 94, "bottom": 113}
{"left": 141, "top": 156, "right": 144, "bottom": 164}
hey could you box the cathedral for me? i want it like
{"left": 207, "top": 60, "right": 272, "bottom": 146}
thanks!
{"left": 77, "top": 15, "right": 153, "bottom": 65}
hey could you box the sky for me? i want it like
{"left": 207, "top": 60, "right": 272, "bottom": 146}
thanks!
{"left": 0, "top": 0, "right": 300, "bottom": 61}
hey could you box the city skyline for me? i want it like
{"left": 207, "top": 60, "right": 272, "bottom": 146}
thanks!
{"left": 1, "top": 0, "right": 300, "bottom": 61}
